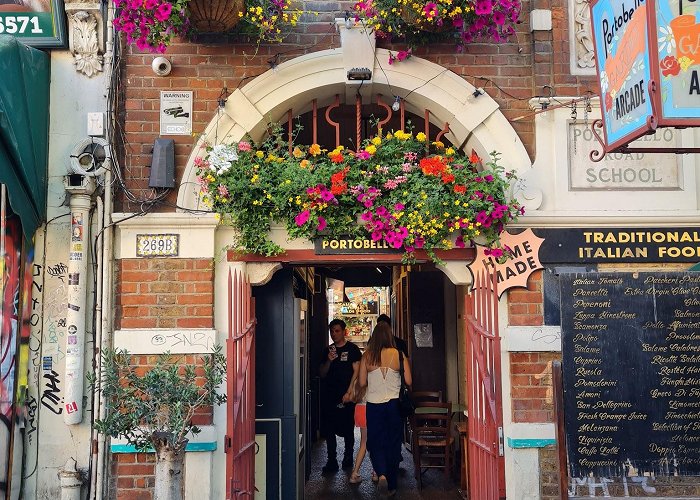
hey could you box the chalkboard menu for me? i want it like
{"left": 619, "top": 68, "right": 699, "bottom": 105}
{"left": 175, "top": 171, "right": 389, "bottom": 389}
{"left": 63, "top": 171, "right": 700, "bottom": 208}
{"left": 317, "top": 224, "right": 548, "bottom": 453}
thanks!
{"left": 561, "top": 272, "right": 700, "bottom": 477}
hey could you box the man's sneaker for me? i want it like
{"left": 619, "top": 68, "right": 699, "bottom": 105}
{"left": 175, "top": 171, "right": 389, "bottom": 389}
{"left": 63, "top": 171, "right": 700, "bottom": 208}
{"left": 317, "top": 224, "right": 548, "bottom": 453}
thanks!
{"left": 322, "top": 460, "right": 339, "bottom": 474}
{"left": 341, "top": 456, "right": 354, "bottom": 469}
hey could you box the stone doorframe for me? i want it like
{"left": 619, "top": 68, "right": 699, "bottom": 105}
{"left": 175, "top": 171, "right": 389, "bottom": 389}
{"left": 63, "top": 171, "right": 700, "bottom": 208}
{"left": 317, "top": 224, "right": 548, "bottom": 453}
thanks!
{"left": 177, "top": 23, "right": 531, "bottom": 215}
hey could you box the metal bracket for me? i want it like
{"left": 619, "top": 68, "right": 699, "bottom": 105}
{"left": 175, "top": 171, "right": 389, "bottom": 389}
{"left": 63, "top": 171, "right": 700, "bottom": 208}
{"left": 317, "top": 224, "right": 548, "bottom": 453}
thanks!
{"left": 589, "top": 118, "right": 700, "bottom": 162}
{"left": 498, "top": 426, "right": 504, "bottom": 456}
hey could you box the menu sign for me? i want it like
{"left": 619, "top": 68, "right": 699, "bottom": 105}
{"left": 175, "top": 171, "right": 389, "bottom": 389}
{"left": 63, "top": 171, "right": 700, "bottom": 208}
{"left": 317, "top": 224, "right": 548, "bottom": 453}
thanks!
{"left": 561, "top": 272, "right": 700, "bottom": 477}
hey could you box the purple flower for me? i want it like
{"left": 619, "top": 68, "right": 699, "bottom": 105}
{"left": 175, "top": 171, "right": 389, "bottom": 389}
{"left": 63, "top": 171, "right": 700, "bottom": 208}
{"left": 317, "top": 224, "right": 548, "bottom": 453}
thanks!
{"left": 145, "top": 0, "right": 158, "bottom": 9}
{"left": 127, "top": 0, "right": 140, "bottom": 8}
{"left": 485, "top": 174, "right": 494, "bottom": 181}
{"left": 317, "top": 217, "right": 327, "bottom": 231}
{"left": 394, "top": 203, "right": 405, "bottom": 211}
{"left": 155, "top": 2, "right": 173, "bottom": 22}
{"left": 356, "top": 150, "right": 371, "bottom": 160}
{"left": 295, "top": 210, "right": 310, "bottom": 226}
{"left": 475, "top": 0, "right": 493, "bottom": 15}
{"left": 476, "top": 211, "right": 489, "bottom": 224}
{"left": 361, "top": 211, "right": 373, "bottom": 221}
{"left": 455, "top": 235, "right": 465, "bottom": 248}
{"left": 121, "top": 21, "right": 136, "bottom": 34}
{"left": 371, "top": 231, "right": 383, "bottom": 241}
{"left": 493, "top": 11, "right": 505, "bottom": 25}
{"left": 320, "top": 189, "right": 335, "bottom": 202}
{"left": 136, "top": 36, "right": 150, "bottom": 51}
{"left": 375, "top": 206, "right": 389, "bottom": 218}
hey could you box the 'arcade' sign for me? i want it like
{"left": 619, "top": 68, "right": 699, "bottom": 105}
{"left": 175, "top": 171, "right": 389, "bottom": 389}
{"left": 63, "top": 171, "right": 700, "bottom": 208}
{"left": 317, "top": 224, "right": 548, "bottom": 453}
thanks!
{"left": 590, "top": 0, "right": 700, "bottom": 151}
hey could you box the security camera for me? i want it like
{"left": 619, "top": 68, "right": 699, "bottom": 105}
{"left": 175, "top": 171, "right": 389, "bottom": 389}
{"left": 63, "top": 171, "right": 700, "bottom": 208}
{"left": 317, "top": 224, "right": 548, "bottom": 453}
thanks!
{"left": 151, "top": 56, "right": 172, "bottom": 76}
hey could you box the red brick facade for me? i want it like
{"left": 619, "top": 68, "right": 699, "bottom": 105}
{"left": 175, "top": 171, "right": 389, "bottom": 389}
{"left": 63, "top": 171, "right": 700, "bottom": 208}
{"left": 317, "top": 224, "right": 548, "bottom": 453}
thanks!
{"left": 116, "top": 258, "right": 214, "bottom": 329}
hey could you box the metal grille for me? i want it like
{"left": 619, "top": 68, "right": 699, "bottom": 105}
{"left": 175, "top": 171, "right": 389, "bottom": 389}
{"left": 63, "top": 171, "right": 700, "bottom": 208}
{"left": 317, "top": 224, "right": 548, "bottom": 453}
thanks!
{"left": 465, "top": 269, "right": 505, "bottom": 500}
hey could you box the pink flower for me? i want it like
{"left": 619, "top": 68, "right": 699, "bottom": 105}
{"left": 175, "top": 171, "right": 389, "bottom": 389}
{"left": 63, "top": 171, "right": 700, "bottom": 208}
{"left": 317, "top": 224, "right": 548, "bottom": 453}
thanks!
{"left": 295, "top": 210, "right": 310, "bottom": 226}
{"left": 356, "top": 150, "right": 371, "bottom": 160}
{"left": 423, "top": 2, "right": 438, "bottom": 18}
{"left": 371, "top": 231, "right": 383, "bottom": 241}
{"left": 492, "top": 11, "right": 505, "bottom": 25}
{"left": 121, "top": 21, "right": 136, "bottom": 34}
{"left": 475, "top": 0, "right": 493, "bottom": 15}
{"left": 394, "top": 203, "right": 405, "bottom": 211}
{"left": 396, "top": 49, "right": 411, "bottom": 61}
{"left": 155, "top": 2, "right": 173, "bottom": 22}
{"left": 455, "top": 235, "right": 465, "bottom": 248}
{"left": 238, "top": 141, "right": 251, "bottom": 152}
{"left": 317, "top": 216, "right": 327, "bottom": 231}
{"left": 145, "top": 0, "right": 158, "bottom": 9}
{"left": 217, "top": 184, "right": 229, "bottom": 196}
{"left": 360, "top": 211, "right": 373, "bottom": 221}
{"left": 136, "top": 37, "right": 150, "bottom": 51}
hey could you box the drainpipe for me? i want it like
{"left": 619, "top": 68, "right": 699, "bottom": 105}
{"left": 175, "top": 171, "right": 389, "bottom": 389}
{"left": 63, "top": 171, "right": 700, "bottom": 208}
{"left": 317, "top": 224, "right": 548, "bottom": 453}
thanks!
{"left": 63, "top": 174, "right": 96, "bottom": 424}
{"left": 58, "top": 458, "right": 84, "bottom": 500}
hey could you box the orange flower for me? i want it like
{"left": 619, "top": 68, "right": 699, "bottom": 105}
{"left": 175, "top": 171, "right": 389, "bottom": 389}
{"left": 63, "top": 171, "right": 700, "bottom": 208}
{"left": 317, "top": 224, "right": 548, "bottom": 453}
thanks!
{"left": 441, "top": 173, "right": 455, "bottom": 184}
{"left": 309, "top": 144, "right": 321, "bottom": 156}
{"left": 454, "top": 184, "right": 467, "bottom": 194}
{"left": 469, "top": 152, "right": 481, "bottom": 164}
{"left": 419, "top": 156, "right": 448, "bottom": 176}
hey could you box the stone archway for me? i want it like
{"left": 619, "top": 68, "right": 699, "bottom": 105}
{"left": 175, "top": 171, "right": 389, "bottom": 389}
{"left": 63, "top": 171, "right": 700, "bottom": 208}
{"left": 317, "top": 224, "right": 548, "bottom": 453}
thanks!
{"left": 177, "top": 27, "right": 531, "bottom": 213}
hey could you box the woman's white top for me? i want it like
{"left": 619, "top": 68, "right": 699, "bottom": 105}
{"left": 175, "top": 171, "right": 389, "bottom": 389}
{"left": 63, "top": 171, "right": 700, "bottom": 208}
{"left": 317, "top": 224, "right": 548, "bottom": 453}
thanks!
{"left": 366, "top": 350, "right": 402, "bottom": 404}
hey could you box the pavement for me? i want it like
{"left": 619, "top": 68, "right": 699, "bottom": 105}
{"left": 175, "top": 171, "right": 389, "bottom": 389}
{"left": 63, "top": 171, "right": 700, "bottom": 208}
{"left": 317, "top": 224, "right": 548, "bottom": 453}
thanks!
{"left": 304, "top": 429, "right": 465, "bottom": 499}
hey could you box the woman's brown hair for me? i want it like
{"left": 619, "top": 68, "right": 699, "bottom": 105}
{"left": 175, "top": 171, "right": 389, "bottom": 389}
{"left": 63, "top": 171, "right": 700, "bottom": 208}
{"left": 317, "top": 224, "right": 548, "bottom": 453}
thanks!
{"left": 364, "top": 322, "right": 396, "bottom": 366}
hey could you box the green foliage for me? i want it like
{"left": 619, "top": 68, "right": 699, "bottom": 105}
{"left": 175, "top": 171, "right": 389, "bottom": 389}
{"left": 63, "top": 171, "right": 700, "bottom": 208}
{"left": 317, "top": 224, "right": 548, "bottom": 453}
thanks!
{"left": 89, "top": 345, "right": 227, "bottom": 452}
{"left": 196, "top": 127, "right": 523, "bottom": 264}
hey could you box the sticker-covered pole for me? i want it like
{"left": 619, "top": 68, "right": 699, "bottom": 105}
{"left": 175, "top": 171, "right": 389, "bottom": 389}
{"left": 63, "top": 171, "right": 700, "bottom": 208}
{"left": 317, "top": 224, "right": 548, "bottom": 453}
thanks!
{"left": 63, "top": 175, "right": 96, "bottom": 425}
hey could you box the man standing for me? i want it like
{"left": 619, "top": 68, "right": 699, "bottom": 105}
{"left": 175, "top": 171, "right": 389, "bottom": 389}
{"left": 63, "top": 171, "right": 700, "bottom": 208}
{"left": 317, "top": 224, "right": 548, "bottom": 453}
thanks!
{"left": 319, "top": 319, "right": 362, "bottom": 473}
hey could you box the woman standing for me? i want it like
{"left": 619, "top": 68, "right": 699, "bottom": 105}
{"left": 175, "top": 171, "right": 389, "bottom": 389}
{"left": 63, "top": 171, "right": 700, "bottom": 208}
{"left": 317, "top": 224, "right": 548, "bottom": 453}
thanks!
{"left": 359, "top": 322, "right": 412, "bottom": 496}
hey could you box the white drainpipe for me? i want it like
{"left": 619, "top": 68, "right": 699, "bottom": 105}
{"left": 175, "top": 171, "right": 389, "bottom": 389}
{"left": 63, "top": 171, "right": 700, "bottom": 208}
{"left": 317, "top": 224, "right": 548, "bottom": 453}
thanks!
{"left": 58, "top": 458, "right": 83, "bottom": 500}
{"left": 63, "top": 175, "right": 96, "bottom": 424}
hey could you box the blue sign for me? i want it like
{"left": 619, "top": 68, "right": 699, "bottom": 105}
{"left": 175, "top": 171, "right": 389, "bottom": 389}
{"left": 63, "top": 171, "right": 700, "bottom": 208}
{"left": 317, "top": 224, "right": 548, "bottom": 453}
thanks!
{"left": 591, "top": 0, "right": 655, "bottom": 148}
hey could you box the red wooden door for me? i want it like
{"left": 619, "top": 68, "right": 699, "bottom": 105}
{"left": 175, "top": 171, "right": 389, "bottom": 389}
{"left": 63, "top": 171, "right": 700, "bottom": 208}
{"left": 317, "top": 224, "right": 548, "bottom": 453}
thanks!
{"left": 465, "top": 269, "right": 505, "bottom": 500}
{"left": 225, "top": 269, "right": 256, "bottom": 498}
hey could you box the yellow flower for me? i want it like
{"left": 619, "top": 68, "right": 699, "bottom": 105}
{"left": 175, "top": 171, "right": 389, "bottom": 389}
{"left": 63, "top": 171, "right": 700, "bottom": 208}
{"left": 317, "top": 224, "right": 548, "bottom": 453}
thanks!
{"left": 293, "top": 146, "right": 304, "bottom": 158}
{"left": 256, "top": 151, "right": 264, "bottom": 158}
{"left": 309, "top": 144, "right": 321, "bottom": 156}
{"left": 300, "top": 159, "right": 310, "bottom": 168}
{"left": 386, "top": 133, "right": 393, "bottom": 139}
{"left": 251, "top": 174, "right": 259, "bottom": 184}
{"left": 366, "top": 144, "right": 377, "bottom": 155}
{"left": 432, "top": 141, "right": 444, "bottom": 149}
{"left": 416, "top": 132, "right": 427, "bottom": 142}
{"left": 372, "top": 136, "right": 382, "bottom": 146}
{"left": 445, "top": 147, "right": 455, "bottom": 156}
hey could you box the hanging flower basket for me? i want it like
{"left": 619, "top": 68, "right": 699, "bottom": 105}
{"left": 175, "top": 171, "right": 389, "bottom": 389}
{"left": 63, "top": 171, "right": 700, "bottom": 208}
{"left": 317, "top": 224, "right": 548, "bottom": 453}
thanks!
{"left": 355, "top": 0, "right": 522, "bottom": 49}
{"left": 188, "top": 0, "right": 245, "bottom": 32}
{"left": 195, "top": 128, "right": 524, "bottom": 264}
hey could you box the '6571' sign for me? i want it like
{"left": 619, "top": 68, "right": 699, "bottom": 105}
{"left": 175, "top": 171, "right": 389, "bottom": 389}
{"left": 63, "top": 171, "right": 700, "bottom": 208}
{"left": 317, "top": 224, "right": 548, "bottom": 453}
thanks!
{"left": 0, "top": 0, "right": 67, "bottom": 48}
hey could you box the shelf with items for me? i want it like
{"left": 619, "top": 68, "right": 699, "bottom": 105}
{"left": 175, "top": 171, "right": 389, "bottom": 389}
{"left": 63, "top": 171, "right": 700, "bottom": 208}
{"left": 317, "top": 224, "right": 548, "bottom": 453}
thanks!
{"left": 341, "top": 314, "right": 377, "bottom": 351}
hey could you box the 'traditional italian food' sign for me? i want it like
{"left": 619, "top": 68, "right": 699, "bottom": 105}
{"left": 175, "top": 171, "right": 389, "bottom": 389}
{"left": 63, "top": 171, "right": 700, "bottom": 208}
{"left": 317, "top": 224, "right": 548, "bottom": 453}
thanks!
{"left": 590, "top": 0, "right": 655, "bottom": 149}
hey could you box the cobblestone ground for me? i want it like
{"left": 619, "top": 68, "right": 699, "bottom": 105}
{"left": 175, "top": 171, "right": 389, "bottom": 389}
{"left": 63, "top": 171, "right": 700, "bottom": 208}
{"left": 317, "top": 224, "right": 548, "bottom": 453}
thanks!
{"left": 304, "top": 429, "right": 465, "bottom": 499}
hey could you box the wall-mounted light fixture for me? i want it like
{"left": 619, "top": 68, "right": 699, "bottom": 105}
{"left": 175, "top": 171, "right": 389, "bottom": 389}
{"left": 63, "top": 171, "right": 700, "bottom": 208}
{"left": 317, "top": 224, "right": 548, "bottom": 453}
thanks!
{"left": 392, "top": 96, "right": 401, "bottom": 112}
{"left": 347, "top": 67, "right": 372, "bottom": 80}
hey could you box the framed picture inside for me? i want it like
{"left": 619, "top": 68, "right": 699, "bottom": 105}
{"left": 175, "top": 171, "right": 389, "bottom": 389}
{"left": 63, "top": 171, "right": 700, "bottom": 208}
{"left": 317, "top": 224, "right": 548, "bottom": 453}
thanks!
{"left": 0, "top": 0, "right": 68, "bottom": 48}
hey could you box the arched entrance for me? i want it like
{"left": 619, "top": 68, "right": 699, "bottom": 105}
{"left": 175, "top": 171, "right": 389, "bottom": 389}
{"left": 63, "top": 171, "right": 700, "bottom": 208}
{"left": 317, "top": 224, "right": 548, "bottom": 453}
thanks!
{"left": 180, "top": 30, "right": 530, "bottom": 498}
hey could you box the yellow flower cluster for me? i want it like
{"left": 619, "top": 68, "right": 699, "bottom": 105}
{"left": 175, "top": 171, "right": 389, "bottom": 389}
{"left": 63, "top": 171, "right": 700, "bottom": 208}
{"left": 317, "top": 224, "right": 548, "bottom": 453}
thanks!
{"left": 393, "top": 130, "right": 412, "bottom": 140}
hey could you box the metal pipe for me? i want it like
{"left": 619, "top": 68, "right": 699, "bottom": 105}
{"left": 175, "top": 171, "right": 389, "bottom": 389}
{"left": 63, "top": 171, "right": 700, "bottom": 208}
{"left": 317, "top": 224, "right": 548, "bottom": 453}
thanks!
{"left": 63, "top": 176, "right": 96, "bottom": 425}
{"left": 94, "top": 168, "right": 113, "bottom": 500}
{"left": 58, "top": 458, "right": 83, "bottom": 500}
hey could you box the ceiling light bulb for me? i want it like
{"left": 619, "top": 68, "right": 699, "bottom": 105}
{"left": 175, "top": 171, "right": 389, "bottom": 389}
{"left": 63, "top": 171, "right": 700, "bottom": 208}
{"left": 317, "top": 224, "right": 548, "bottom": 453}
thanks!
{"left": 392, "top": 96, "right": 401, "bottom": 112}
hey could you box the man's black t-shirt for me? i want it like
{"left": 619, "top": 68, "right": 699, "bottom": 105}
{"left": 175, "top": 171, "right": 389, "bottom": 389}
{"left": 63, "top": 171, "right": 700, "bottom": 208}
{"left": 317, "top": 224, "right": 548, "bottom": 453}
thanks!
{"left": 320, "top": 341, "right": 362, "bottom": 405}
{"left": 393, "top": 335, "right": 408, "bottom": 357}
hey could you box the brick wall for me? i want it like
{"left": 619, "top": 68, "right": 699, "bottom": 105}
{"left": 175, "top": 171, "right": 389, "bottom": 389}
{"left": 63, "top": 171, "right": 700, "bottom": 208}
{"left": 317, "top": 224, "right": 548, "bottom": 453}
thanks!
{"left": 507, "top": 269, "right": 543, "bottom": 326}
{"left": 116, "top": 258, "right": 214, "bottom": 329}
{"left": 112, "top": 453, "right": 156, "bottom": 499}
{"left": 539, "top": 446, "right": 561, "bottom": 500}
{"left": 510, "top": 351, "right": 560, "bottom": 422}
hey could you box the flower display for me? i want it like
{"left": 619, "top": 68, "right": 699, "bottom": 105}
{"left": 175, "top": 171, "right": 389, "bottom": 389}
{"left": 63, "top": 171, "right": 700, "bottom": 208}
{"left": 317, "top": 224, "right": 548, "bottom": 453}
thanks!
{"left": 196, "top": 128, "right": 523, "bottom": 263}
{"left": 113, "top": 0, "right": 191, "bottom": 53}
{"left": 354, "top": 0, "right": 521, "bottom": 51}
{"left": 113, "top": 0, "right": 301, "bottom": 53}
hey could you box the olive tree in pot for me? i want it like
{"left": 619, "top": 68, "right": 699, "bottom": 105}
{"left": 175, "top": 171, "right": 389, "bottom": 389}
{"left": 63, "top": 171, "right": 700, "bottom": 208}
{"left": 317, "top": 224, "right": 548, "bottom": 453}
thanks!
{"left": 90, "top": 346, "right": 226, "bottom": 500}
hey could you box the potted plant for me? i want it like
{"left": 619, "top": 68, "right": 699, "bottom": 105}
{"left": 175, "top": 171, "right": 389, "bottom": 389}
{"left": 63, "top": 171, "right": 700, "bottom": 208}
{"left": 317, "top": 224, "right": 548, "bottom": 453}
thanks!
{"left": 353, "top": 0, "right": 522, "bottom": 53}
{"left": 112, "top": 0, "right": 302, "bottom": 53}
{"left": 195, "top": 127, "right": 523, "bottom": 263}
{"left": 90, "top": 347, "right": 227, "bottom": 500}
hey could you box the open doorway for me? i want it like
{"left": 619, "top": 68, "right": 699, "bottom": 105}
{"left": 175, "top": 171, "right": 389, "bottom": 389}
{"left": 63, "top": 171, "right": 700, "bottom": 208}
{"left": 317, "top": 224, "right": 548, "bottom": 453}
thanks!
{"left": 252, "top": 263, "right": 466, "bottom": 499}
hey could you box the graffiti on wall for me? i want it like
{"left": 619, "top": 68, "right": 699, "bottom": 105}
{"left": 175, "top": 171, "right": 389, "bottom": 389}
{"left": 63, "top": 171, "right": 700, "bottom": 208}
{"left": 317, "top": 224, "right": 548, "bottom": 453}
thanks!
{"left": 0, "top": 215, "right": 32, "bottom": 498}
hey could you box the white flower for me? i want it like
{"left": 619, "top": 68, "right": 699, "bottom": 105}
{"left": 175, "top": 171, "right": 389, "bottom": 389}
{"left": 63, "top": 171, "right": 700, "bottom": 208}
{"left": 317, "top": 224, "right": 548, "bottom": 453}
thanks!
{"left": 658, "top": 26, "right": 676, "bottom": 55}
{"left": 600, "top": 71, "right": 609, "bottom": 94}
{"left": 207, "top": 144, "right": 238, "bottom": 175}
